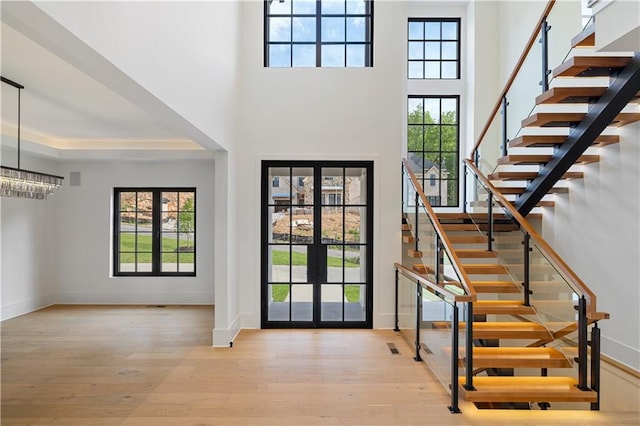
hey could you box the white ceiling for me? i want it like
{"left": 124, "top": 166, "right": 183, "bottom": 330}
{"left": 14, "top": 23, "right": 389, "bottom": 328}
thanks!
{"left": 1, "top": 21, "right": 211, "bottom": 159}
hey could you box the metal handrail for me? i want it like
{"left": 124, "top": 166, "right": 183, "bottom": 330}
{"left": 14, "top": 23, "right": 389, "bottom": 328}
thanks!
{"left": 403, "top": 159, "right": 477, "bottom": 301}
{"left": 469, "top": 0, "right": 557, "bottom": 162}
{"left": 394, "top": 263, "right": 472, "bottom": 303}
{"left": 464, "top": 159, "right": 609, "bottom": 321}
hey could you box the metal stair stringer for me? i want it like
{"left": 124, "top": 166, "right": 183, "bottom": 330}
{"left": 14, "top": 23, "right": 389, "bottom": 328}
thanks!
{"left": 515, "top": 52, "right": 640, "bottom": 216}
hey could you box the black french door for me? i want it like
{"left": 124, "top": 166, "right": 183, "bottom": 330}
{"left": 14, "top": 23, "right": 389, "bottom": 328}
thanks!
{"left": 261, "top": 161, "right": 373, "bottom": 328}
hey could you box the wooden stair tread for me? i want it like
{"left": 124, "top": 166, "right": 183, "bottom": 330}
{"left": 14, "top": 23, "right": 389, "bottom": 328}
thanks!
{"left": 448, "top": 235, "right": 488, "bottom": 244}
{"left": 495, "top": 186, "right": 569, "bottom": 195}
{"left": 474, "top": 300, "right": 536, "bottom": 315}
{"left": 536, "top": 86, "right": 605, "bottom": 104}
{"left": 402, "top": 223, "right": 411, "bottom": 231}
{"left": 442, "top": 223, "right": 519, "bottom": 231}
{"left": 469, "top": 200, "right": 555, "bottom": 208}
{"left": 553, "top": 56, "right": 632, "bottom": 78}
{"left": 522, "top": 111, "right": 640, "bottom": 128}
{"left": 571, "top": 25, "right": 595, "bottom": 48}
{"left": 435, "top": 213, "right": 543, "bottom": 221}
{"left": 402, "top": 235, "right": 415, "bottom": 244}
{"left": 459, "top": 376, "right": 598, "bottom": 402}
{"left": 413, "top": 264, "right": 434, "bottom": 275}
{"left": 471, "top": 281, "right": 521, "bottom": 293}
{"left": 472, "top": 347, "right": 572, "bottom": 368}
{"left": 442, "top": 321, "right": 552, "bottom": 339}
{"left": 497, "top": 154, "right": 599, "bottom": 166}
{"left": 489, "top": 171, "right": 584, "bottom": 181}
{"left": 463, "top": 264, "right": 509, "bottom": 275}
{"left": 508, "top": 134, "right": 620, "bottom": 148}
{"left": 454, "top": 249, "right": 497, "bottom": 259}
{"left": 407, "top": 249, "right": 422, "bottom": 258}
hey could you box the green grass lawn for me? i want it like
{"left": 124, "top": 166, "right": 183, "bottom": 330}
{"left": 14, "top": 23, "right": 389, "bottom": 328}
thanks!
{"left": 119, "top": 233, "right": 194, "bottom": 263}
{"left": 271, "top": 249, "right": 358, "bottom": 267}
{"left": 271, "top": 284, "right": 361, "bottom": 303}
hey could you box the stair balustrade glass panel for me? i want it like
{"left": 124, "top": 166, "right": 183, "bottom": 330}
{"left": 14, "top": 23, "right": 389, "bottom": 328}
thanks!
{"left": 397, "top": 273, "right": 418, "bottom": 346}
{"left": 418, "top": 288, "right": 461, "bottom": 392}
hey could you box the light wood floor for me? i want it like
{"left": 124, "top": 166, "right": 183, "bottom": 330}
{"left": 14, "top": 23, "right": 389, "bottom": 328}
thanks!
{"left": 1, "top": 305, "right": 638, "bottom": 425}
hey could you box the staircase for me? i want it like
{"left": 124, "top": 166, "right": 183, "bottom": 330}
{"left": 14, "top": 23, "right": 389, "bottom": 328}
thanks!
{"left": 400, "top": 209, "right": 604, "bottom": 410}
{"left": 485, "top": 24, "right": 640, "bottom": 215}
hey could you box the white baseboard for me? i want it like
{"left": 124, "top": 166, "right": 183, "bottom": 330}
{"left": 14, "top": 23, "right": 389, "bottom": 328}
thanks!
{"left": 1, "top": 293, "right": 55, "bottom": 321}
{"left": 212, "top": 314, "right": 241, "bottom": 347}
{"left": 54, "top": 291, "right": 213, "bottom": 305}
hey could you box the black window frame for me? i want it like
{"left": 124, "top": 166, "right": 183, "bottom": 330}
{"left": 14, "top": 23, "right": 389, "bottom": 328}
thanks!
{"left": 113, "top": 187, "right": 197, "bottom": 277}
{"left": 407, "top": 95, "right": 460, "bottom": 207}
{"left": 264, "top": 0, "right": 374, "bottom": 68}
{"left": 407, "top": 17, "right": 461, "bottom": 79}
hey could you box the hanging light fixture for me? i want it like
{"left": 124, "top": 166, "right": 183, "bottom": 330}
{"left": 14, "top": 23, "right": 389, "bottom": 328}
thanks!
{"left": 1, "top": 76, "right": 63, "bottom": 199}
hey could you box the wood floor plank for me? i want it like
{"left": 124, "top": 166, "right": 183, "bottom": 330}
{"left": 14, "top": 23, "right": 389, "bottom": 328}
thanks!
{"left": 1, "top": 305, "right": 636, "bottom": 425}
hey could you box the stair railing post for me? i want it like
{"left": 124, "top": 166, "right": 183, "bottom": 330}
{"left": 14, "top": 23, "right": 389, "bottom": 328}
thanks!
{"left": 448, "top": 302, "right": 462, "bottom": 414}
{"left": 394, "top": 267, "right": 400, "bottom": 332}
{"left": 462, "top": 164, "right": 468, "bottom": 213}
{"left": 401, "top": 164, "right": 405, "bottom": 220}
{"left": 577, "top": 296, "right": 589, "bottom": 390}
{"left": 590, "top": 322, "right": 601, "bottom": 410}
{"left": 522, "top": 232, "right": 531, "bottom": 306}
{"left": 501, "top": 95, "right": 509, "bottom": 157}
{"left": 435, "top": 236, "right": 441, "bottom": 285}
{"left": 540, "top": 18, "right": 551, "bottom": 93}
{"left": 464, "top": 302, "right": 475, "bottom": 391}
{"left": 414, "top": 281, "right": 422, "bottom": 362}
{"left": 487, "top": 191, "right": 494, "bottom": 252}
{"left": 414, "top": 191, "right": 420, "bottom": 253}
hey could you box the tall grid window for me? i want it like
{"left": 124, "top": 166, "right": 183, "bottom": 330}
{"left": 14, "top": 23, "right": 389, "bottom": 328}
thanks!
{"left": 408, "top": 18, "right": 460, "bottom": 79}
{"left": 265, "top": 0, "right": 373, "bottom": 67}
{"left": 407, "top": 96, "right": 459, "bottom": 207}
{"left": 113, "top": 188, "right": 196, "bottom": 276}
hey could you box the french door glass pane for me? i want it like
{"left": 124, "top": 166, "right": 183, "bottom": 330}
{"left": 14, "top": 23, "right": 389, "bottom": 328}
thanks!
{"left": 345, "top": 168, "right": 366, "bottom": 205}
{"left": 345, "top": 285, "right": 366, "bottom": 321}
{"left": 327, "top": 246, "right": 344, "bottom": 283}
{"left": 345, "top": 245, "right": 365, "bottom": 283}
{"left": 345, "top": 206, "right": 364, "bottom": 243}
{"left": 322, "top": 206, "right": 344, "bottom": 242}
{"left": 321, "top": 284, "right": 343, "bottom": 321}
{"left": 269, "top": 207, "right": 290, "bottom": 244}
{"left": 269, "top": 246, "right": 290, "bottom": 283}
{"left": 291, "top": 245, "right": 309, "bottom": 282}
{"left": 268, "top": 284, "right": 290, "bottom": 321}
{"left": 291, "top": 284, "right": 313, "bottom": 321}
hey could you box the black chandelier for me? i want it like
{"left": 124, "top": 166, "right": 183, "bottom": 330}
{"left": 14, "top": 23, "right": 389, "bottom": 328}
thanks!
{"left": 1, "top": 76, "right": 64, "bottom": 199}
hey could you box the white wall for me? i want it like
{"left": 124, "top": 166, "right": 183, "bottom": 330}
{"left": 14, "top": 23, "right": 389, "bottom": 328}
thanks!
{"left": 1, "top": 149, "right": 59, "bottom": 320}
{"left": 31, "top": 0, "right": 240, "bottom": 152}
{"left": 224, "top": 1, "right": 406, "bottom": 333}
{"left": 489, "top": 0, "right": 640, "bottom": 369}
{"left": 53, "top": 159, "right": 215, "bottom": 305}
{"left": 543, "top": 121, "right": 640, "bottom": 370}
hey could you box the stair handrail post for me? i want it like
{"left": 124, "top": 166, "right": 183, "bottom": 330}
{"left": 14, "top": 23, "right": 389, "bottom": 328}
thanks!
{"left": 402, "top": 164, "right": 405, "bottom": 219}
{"left": 394, "top": 267, "right": 400, "bottom": 332}
{"left": 462, "top": 164, "right": 468, "bottom": 213}
{"left": 523, "top": 232, "right": 531, "bottom": 306}
{"left": 487, "top": 191, "right": 494, "bottom": 252}
{"left": 448, "top": 302, "right": 462, "bottom": 414}
{"left": 540, "top": 18, "right": 551, "bottom": 93}
{"left": 435, "top": 235, "right": 441, "bottom": 285}
{"left": 414, "top": 281, "right": 423, "bottom": 362}
{"left": 590, "top": 322, "right": 601, "bottom": 410}
{"left": 501, "top": 95, "right": 509, "bottom": 157}
{"left": 463, "top": 302, "right": 475, "bottom": 391}
{"left": 414, "top": 191, "right": 420, "bottom": 253}
{"left": 577, "top": 296, "right": 589, "bottom": 390}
